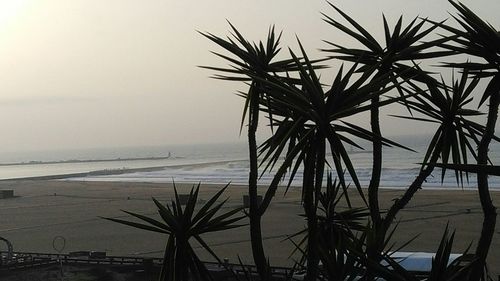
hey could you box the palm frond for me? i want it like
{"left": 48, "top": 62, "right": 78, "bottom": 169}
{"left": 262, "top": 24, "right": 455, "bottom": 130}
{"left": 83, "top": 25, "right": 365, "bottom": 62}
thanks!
{"left": 103, "top": 183, "right": 243, "bottom": 281}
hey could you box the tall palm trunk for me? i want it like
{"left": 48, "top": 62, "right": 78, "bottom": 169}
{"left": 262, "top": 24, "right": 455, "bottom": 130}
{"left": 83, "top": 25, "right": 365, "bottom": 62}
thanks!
{"left": 361, "top": 145, "right": 440, "bottom": 280}
{"left": 367, "top": 67, "right": 390, "bottom": 223}
{"left": 176, "top": 238, "right": 189, "bottom": 281}
{"left": 247, "top": 84, "right": 269, "bottom": 281}
{"left": 365, "top": 96, "right": 383, "bottom": 281}
{"left": 159, "top": 237, "right": 172, "bottom": 281}
{"left": 303, "top": 140, "right": 321, "bottom": 281}
{"left": 367, "top": 67, "right": 392, "bottom": 227}
{"left": 368, "top": 96, "right": 383, "bottom": 225}
{"left": 365, "top": 69, "right": 388, "bottom": 280}
{"left": 470, "top": 75, "right": 500, "bottom": 281}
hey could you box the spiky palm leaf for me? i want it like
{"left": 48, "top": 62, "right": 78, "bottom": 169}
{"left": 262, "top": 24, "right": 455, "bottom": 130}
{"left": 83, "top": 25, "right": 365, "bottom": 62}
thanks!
{"left": 379, "top": 225, "right": 475, "bottom": 281}
{"left": 316, "top": 227, "right": 366, "bottom": 281}
{"left": 318, "top": 175, "right": 369, "bottom": 234}
{"left": 200, "top": 23, "right": 326, "bottom": 132}
{"left": 201, "top": 24, "right": 302, "bottom": 281}
{"left": 322, "top": 2, "right": 453, "bottom": 86}
{"left": 288, "top": 174, "right": 369, "bottom": 281}
{"left": 435, "top": 1, "right": 500, "bottom": 106}
{"left": 321, "top": 3, "right": 452, "bottom": 235}
{"left": 103, "top": 183, "right": 244, "bottom": 281}
{"left": 433, "top": 163, "right": 500, "bottom": 176}
{"left": 437, "top": 3, "right": 499, "bottom": 280}
{"left": 255, "top": 41, "right": 414, "bottom": 205}
{"left": 392, "top": 69, "right": 486, "bottom": 185}
{"left": 427, "top": 226, "right": 473, "bottom": 281}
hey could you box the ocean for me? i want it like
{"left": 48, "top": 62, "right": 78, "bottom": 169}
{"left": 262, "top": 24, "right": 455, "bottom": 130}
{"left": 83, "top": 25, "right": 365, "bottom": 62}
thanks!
{"left": 1, "top": 135, "right": 499, "bottom": 189}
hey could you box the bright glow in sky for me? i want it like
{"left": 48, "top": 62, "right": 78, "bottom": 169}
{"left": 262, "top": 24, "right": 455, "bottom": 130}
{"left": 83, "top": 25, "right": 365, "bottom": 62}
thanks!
{"left": 0, "top": 1, "right": 498, "bottom": 152}
{"left": 0, "top": 1, "right": 30, "bottom": 25}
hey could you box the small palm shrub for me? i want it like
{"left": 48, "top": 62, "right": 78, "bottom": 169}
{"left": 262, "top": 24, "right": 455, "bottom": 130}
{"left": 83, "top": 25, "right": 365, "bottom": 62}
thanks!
{"left": 103, "top": 183, "right": 244, "bottom": 281}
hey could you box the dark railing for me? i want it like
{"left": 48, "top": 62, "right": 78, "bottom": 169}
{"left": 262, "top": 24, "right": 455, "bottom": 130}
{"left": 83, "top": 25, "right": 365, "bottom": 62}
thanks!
{"left": 0, "top": 251, "right": 295, "bottom": 279}
{"left": 1, "top": 251, "right": 162, "bottom": 270}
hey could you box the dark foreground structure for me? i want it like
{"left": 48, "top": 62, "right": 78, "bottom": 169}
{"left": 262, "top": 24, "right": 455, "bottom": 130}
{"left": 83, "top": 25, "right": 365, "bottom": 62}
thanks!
{"left": 0, "top": 251, "right": 295, "bottom": 281}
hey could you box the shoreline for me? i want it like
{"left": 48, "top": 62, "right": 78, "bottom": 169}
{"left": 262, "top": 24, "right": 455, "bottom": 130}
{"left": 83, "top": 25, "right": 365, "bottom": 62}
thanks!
{"left": 7, "top": 176, "right": 500, "bottom": 192}
{"left": 66, "top": 179, "right": 500, "bottom": 192}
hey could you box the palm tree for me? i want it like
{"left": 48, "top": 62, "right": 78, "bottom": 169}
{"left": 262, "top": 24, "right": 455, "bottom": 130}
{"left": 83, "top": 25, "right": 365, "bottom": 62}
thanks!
{"left": 432, "top": 1, "right": 500, "bottom": 279}
{"left": 322, "top": 5, "right": 455, "bottom": 272}
{"left": 367, "top": 68, "right": 489, "bottom": 279}
{"left": 290, "top": 174, "right": 370, "bottom": 281}
{"left": 253, "top": 41, "right": 413, "bottom": 280}
{"left": 200, "top": 24, "right": 306, "bottom": 281}
{"left": 102, "top": 184, "right": 244, "bottom": 281}
{"left": 386, "top": 69, "right": 487, "bottom": 224}
{"left": 201, "top": 3, "right": 499, "bottom": 280}
{"left": 373, "top": 225, "right": 475, "bottom": 281}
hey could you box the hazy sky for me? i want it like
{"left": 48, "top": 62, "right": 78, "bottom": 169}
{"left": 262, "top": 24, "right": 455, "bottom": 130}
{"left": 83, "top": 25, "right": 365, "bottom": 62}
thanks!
{"left": 0, "top": 1, "right": 499, "bottom": 152}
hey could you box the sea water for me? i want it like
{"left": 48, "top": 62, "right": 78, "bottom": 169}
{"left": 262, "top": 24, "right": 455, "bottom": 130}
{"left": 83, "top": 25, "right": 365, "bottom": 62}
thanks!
{"left": 0, "top": 135, "right": 499, "bottom": 189}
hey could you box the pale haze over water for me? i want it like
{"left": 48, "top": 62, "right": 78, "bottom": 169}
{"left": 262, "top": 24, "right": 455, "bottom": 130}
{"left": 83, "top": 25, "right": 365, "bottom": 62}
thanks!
{"left": 0, "top": 1, "right": 499, "bottom": 155}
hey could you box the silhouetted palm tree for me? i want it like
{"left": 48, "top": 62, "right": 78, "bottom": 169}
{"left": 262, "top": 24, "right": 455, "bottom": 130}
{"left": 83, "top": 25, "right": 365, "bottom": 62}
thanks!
{"left": 201, "top": 2, "right": 499, "bottom": 280}
{"left": 322, "top": 5, "right": 454, "bottom": 273}
{"left": 253, "top": 41, "right": 411, "bottom": 280}
{"left": 201, "top": 24, "right": 309, "bottom": 281}
{"left": 387, "top": 69, "right": 487, "bottom": 223}
{"left": 435, "top": 1, "right": 500, "bottom": 279}
{"left": 103, "top": 184, "right": 243, "bottom": 281}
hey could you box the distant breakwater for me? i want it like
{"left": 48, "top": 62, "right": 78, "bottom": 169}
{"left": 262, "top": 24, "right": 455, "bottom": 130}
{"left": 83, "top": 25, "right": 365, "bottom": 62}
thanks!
{"left": 0, "top": 166, "right": 167, "bottom": 181}
{"left": 0, "top": 159, "right": 244, "bottom": 181}
{"left": 0, "top": 156, "right": 174, "bottom": 167}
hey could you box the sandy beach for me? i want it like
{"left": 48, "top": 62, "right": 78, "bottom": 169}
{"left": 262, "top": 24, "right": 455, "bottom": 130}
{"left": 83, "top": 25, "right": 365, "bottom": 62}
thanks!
{"left": 0, "top": 180, "right": 499, "bottom": 276}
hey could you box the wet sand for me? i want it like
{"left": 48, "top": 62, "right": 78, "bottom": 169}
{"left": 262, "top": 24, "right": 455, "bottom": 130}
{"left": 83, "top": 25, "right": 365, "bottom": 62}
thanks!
{"left": 0, "top": 180, "right": 498, "bottom": 276}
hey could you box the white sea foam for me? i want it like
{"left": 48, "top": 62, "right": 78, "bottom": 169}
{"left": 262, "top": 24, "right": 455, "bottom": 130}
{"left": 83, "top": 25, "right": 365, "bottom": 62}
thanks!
{"left": 2, "top": 137, "right": 500, "bottom": 189}
{"left": 70, "top": 159, "right": 500, "bottom": 189}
